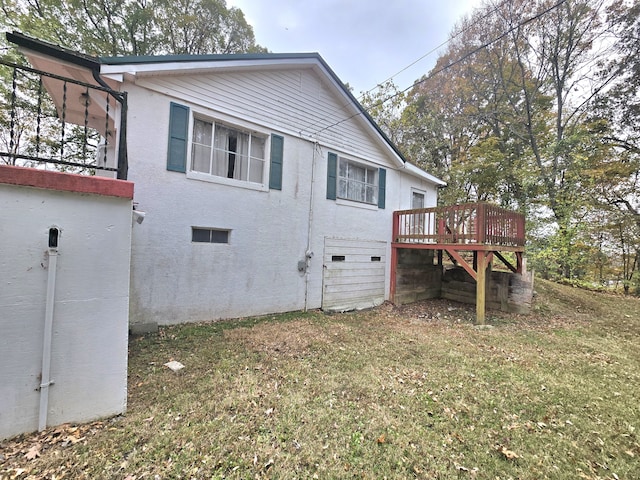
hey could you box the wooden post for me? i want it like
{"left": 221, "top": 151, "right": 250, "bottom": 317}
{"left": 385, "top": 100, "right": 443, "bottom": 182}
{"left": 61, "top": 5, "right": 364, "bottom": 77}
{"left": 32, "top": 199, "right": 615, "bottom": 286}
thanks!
{"left": 390, "top": 245, "right": 398, "bottom": 304}
{"left": 390, "top": 212, "right": 400, "bottom": 304}
{"left": 476, "top": 202, "right": 486, "bottom": 245}
{"left": 476, "top": 251, "right": 486, "bottom": 325}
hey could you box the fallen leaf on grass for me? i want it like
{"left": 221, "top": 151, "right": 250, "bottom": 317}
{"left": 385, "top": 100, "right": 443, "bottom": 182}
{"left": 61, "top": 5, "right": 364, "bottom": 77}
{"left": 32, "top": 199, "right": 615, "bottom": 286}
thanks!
{"left": 377, "top": 433, "right": 386, "bottom": 444}
{"left": 10, "top": 467, "right": 29, "bottom": 478}
{"left": 24, "top": 444, "right": 41, "bottom": 460}
{"left": 496, "top": 444, "right": 519, "bottom": 460}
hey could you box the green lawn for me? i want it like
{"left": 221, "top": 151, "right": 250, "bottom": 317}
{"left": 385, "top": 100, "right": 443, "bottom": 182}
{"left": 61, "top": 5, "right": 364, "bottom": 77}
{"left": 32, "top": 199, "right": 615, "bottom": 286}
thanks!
{"left": 2, "top": 279, "right": 639, "bottom": 479}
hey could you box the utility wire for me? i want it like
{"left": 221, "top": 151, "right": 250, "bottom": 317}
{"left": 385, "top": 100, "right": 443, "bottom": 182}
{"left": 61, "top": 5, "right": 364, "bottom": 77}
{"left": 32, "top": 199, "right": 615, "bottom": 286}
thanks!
{"left": 359, "top": 0, "right": 514, "bottom": 98}
{"left": 301, "top": 1, "right": 513, "bottom": 136}
{"left": 311, "top": 0, "right": 568, "bottom": 137}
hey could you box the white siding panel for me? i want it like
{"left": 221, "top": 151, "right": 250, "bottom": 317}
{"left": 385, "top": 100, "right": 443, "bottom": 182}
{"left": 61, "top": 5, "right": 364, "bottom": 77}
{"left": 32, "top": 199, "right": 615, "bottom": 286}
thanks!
{"left": 322, "top": 237, "right": 387, "bottom": 311}
{"left": 136, "top": 68, "right": 389, "bottom": 166}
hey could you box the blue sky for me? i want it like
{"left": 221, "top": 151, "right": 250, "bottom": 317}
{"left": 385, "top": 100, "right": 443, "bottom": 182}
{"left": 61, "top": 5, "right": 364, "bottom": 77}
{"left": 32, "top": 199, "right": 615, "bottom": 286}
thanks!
{"left": 226, "top": 0, "right": 483, "bottom": 95}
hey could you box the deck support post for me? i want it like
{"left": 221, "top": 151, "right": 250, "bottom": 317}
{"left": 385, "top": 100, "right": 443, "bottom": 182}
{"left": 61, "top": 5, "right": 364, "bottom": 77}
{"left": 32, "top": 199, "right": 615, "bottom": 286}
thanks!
{"left": 516, "top": 252, "right": 523, "bottom": 274}
{"left": 476, "top": 251, "right": 488, "bottom": 325}
{"left": 390, "top": 245, "right": 398, "bottom": 304}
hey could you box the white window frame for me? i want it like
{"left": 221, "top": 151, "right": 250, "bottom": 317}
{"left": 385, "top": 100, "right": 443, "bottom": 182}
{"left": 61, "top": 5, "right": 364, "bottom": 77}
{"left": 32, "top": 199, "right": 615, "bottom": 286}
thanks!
{"left": 337, "top": 156, "right": 379, "bottom": 206}
{"left": 191, "top": 227, "right": 231, "bottom": 244}
{"left": 411, "top": 189, "right": 426, "bottom": 209}
{"left": 186, "top": 111, "right": 270, "bottom": 192}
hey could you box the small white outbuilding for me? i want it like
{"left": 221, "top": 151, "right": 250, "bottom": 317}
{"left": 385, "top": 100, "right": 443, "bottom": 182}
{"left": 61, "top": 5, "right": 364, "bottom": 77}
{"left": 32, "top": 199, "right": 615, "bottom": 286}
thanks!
{"left": 0, "top": 166, "right": 133, "bottom": 440}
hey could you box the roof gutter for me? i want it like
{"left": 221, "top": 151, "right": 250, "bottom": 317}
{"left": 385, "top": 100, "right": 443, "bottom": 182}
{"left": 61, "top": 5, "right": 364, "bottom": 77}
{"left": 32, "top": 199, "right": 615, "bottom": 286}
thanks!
{"left": 6, "top": 31, "right": 101, "bottom": 70}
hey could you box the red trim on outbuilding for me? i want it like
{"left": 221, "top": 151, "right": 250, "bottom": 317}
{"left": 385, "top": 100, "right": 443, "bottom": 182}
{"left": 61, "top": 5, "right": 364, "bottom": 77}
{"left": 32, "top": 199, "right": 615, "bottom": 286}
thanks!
{"left": 0, "top": 165, "right": 133, "bottom": 199}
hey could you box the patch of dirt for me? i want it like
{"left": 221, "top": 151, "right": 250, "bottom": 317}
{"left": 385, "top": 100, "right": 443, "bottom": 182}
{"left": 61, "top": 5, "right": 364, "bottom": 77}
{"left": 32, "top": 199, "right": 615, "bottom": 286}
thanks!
{"left": 223, "top": 319, "right": 332, "bottom": 357}
{"left": 374, "top": 292, "right": 584, "bottom": 335}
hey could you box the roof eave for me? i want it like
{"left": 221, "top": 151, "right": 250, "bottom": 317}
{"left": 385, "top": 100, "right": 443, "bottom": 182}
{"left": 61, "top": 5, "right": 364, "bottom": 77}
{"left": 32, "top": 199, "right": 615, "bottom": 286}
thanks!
{"left": 6, "top": 31, "right": 101, "bottom": 71}
{"left": 403, "top": 162, "right": 447, "bottom": 186}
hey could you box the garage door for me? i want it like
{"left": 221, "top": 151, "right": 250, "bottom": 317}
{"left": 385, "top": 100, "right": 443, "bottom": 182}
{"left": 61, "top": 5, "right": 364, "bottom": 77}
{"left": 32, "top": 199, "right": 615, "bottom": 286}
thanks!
{"left": 322, "top": 237, "right": 387, "bottom": 312}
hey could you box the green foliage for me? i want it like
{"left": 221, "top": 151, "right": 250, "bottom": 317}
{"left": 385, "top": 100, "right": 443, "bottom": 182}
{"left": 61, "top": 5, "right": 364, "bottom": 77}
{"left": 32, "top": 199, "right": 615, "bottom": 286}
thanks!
{"left": 395, "top": 0, "right": 639, "bottom": 285}
{"left": 358, "top": 80, "right": 406, "bottom": 146}
{"left": 0, "top": 0, "right": 266, "bottom": 56}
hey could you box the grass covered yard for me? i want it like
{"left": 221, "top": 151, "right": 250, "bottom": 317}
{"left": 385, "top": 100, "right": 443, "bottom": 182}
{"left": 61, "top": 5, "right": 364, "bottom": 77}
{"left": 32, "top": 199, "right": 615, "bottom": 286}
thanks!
{"left": 2, "top": 279, "right": 639, "bottom": 479}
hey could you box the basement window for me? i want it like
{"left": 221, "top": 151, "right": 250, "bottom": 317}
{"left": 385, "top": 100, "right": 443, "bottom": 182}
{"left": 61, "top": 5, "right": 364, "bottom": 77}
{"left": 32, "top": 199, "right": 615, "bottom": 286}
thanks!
{"left": 192, "top": 227, "right": 230, "bottom": 244}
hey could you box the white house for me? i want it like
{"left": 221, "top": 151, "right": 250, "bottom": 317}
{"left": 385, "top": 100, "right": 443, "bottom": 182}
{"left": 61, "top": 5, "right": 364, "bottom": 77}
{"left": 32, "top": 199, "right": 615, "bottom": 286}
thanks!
{"left": 9, "top": 33, "right": 445, "bottom": 329}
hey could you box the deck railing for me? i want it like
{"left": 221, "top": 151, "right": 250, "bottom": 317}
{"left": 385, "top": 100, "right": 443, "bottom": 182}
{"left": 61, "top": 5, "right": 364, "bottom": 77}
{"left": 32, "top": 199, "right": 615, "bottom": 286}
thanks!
{"left": 0, "top": 59, "right": 127, "bottom": 179}
{"left": 393, "top": 202, "right": 525, "bottom": 247}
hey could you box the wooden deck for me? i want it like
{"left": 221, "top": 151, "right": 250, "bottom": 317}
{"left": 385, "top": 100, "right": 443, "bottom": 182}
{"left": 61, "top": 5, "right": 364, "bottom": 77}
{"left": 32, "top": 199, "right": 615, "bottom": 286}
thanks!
{"left": 391, "top": 202, "right": 526, "bottom": 325}
{"left": 393, "top": 202, "right": 525, "bottom": 250}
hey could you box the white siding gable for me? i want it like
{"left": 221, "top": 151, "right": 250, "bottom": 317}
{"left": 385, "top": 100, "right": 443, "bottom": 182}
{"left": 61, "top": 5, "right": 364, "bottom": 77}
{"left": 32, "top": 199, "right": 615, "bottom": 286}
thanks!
{"left": 134, "top": 67, "right": 395, "bottom": 169}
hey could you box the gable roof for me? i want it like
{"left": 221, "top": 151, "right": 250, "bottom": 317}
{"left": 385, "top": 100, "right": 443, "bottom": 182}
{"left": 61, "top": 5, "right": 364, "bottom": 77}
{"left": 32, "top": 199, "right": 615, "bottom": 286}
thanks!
{"left": 6, "top": 31, "right": 445, "bottom": 186}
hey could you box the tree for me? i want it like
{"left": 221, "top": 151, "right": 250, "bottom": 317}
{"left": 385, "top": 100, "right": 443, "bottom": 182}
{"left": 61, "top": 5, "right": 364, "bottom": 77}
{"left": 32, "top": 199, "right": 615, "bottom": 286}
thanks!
{"left": 400, "top": 0, "right": 627, "bottom": 280}
{"left": 0, "top": 0, "right": 266, "bottom": 56}
{"left": 359, "top": 80, "right": 406, "bottom": 146}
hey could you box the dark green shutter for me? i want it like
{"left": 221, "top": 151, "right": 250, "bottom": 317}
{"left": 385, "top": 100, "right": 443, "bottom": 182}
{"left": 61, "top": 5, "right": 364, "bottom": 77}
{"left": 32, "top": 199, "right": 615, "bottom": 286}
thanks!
{"left": 167, "top": 102, "right": 189, "bottom": 172}
{"left": 269, "top": 134, "right": 284, "bottom": 190}
{"left": 326, "top": 152, "right": 337, "bottom": 200}
{"left": 378, "top": 168, "right": 386, "bottom": 209}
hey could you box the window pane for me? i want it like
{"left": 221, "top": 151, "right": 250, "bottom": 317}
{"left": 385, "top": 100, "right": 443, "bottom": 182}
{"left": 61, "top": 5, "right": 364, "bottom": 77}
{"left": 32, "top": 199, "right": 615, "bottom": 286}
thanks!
{"left": 366, "top": 185, "right": 376, "bottom": 204}
{"left": 234, "top": 132, "right": 250, "bottom": 181}
{"left": 350, "top": 164, "right": 365, "bottom": 182}
{"left": 338, "top": 178, "right": 347, "bottom": 198}
{"left": 214, "top": 125, "right": 231, "bottom": 150}
{"left": 192, "top": 119, "right": 213, "bottom": 173}
{"left": 249, "top": 159, "right": 264, "bottom": 183}
{"left": 210, "top": 230, "right": 229, "bottom": 243}
{"left": 251, "top": 136, "right": 266, "bottom": 160}
{"left": 192, "top": 144, "right": 211, "bottom": 173}
{"left": 193, "top": 119, "right": 212, "bottom": 145}
{"left": 192, "top": 228, "right": 211, "bottom": 242}
{"left": 338, "top": 159, "right": 347, "bottom": 178}
{"left": 412, "top": 192, "right": 425, "bottom": 209}
{"left": 212, "top": 125, "right": 230, "bottom": 178}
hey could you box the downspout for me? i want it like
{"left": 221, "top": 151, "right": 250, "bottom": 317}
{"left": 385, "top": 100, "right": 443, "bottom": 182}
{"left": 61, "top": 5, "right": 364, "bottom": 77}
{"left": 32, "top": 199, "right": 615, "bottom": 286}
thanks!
{"left": 303, "top": 141, "right": 319, "bottom": 311}
{"left": 39, "top": 227, "right": 59, "bottom": 431}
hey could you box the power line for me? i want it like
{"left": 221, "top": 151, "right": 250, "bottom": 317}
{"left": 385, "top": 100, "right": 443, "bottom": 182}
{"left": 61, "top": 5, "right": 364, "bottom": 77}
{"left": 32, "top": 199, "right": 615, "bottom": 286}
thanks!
{"left": 301, "top": 1, "right": 513, "bottom": 137}
{"left": 311, "top": 0, "right": 568, "bottom": 137}
{"left": 359, "top": 0, "right": 514, "bottom": 98}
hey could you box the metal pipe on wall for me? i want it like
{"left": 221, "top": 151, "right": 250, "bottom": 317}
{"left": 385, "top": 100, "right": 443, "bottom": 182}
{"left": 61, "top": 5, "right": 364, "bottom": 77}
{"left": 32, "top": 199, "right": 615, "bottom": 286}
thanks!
{"left": 38, "top": 227, "right": 59, "bottom": 431}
